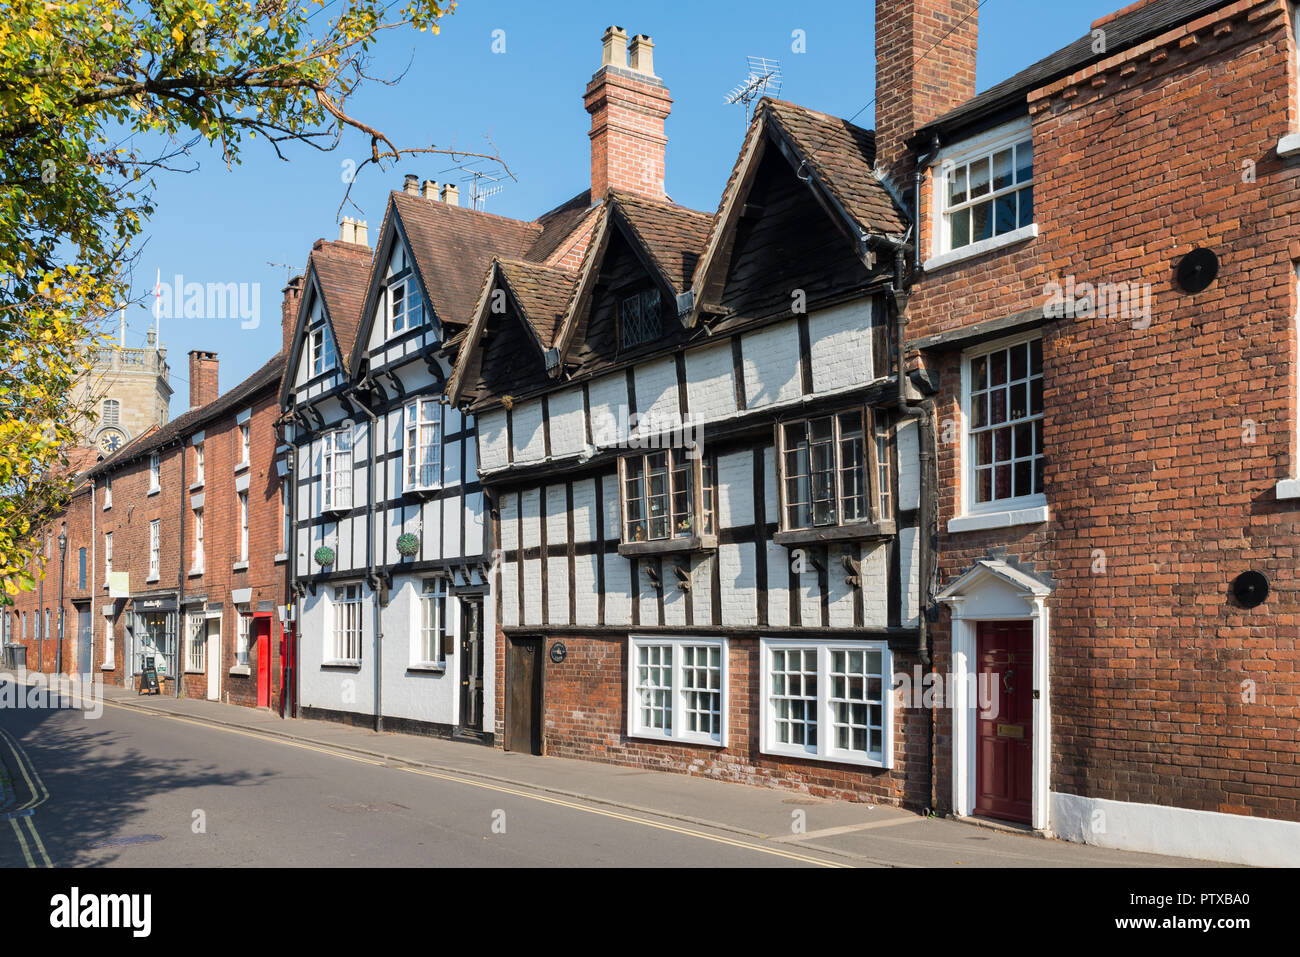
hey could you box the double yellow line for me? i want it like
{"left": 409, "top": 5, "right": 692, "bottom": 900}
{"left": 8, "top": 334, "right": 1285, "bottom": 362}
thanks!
{"left": 0, "top": 727, "right": 53, "bottom": 868}
{"left": 100, "top": 700, "right": 849, "bottom": 867}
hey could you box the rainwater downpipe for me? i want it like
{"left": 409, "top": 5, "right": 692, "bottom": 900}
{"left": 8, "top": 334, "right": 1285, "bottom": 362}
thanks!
{"left": 357, "top": 385, "right": 383, "bottom": 732}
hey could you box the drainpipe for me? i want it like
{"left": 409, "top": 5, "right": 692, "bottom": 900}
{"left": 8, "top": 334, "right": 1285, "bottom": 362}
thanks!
{"left": 177, "top": 436, "right": 186, "bottom": 698}
{"left": 356, "top": 382, "right": 383, "bottom": 732}
{"left": 278, "top": 412, "right": 297, "bottom": 719}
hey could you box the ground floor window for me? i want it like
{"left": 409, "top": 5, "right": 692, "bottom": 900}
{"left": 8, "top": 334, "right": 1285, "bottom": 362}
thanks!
{"left": 759, "top": 639, "right": 892, "bottom": 768}
{"left": 185, "top": 611, "right": 206, "bottom": 672}
{"left": 416, "top": 578, "right": 448, "bottom": 666}
{"left": 133, "top": 611, "right": 177, "bottom": 677}
{"left": 627, "top": 636, "right": 727, "bottom": 746}
{"left": 330, "top": 584, "right": 363, "bottom": 662}
{"left": 236, "top": 607, "right": 252, "bottom": 666}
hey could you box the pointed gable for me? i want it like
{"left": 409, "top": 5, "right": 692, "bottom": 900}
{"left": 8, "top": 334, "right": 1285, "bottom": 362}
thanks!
{"left": 280, "top": 237, "right": 371, "bottom": 406}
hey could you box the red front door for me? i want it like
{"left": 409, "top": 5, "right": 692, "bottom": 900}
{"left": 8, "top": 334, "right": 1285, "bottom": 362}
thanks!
{"left": 975, "top": 620, "right": 1033, "bottom": 824}
{"left": 255, "top": 617, "right": 272, "bottom": 708}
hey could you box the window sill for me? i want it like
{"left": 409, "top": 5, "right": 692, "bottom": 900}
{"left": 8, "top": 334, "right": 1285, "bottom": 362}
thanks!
{"left": 188, "top": 567, "right": 204, "bottom": 578}
{"left": 630, "top": 731, "right": 726, "bottom": 749}
{"left": 101, "top": 661, "right": 115, "bottom": 671}
{"left": 924, "top": 224, "right": 1038, "bottom": 273}
{"left": 404, "top": 483, "right": 444, "bottom": 499}
{"left": 760, "top": 744, "right": 890, "bottom": 769}
{"left": 947, "top": 505, "right": 1050, "bottom": 534}
{"left": 234, "top": 462, "right": 250, "bottom": 475}
{"left": 773, "top": 520, "right": 897, "bottom": 547}
{"left": 618, "top": 534, "right": 717, "bottom": 558}
{"left": 189, "top": 481, "right": 204, "bottom": 493}
{"left": 146, "top": 575, "right": 159, "bottom": 584}
{"left": 147, "top": 488, "right": 160, "bottom": 497}
{"left": 232, "top": 561, "right": 249, "bottom": 572}
{"left": 229, "top": 665, "right": 251, "bottom": 677}
{"left": 1275, "top": 478, "right": 1300, "bottom": 501}
{"left": 103, "top": 504, "right": 112, "bottom": 511}
{"left": 184, "top": 669, "right": 205, "bottom": 675}
{"left": 407, "top": 663, "right": 447, "bottom": 674}
{"left": 273, "top": 552, "right": 288, "bottom": 564}
{"left": 1278, "top": 133, "right": 1300, "bottom": 159}
{"left": 321, "top": 660, "right": 361, "bottom": 670}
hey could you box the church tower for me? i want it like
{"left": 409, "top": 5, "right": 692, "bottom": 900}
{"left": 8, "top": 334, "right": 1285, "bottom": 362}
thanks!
{"left": 73, "top": 322, "right": 173, "bottom": 455}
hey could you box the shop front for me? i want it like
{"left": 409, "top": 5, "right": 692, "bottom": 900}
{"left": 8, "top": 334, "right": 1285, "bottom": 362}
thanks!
{"left": 129, "top": 593, "right": 179, "bottom": 692}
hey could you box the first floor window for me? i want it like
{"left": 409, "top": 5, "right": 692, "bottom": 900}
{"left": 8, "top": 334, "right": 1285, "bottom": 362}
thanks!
{"left": 965, "top": 335, "right": 1044, "bottom": 508}
{"left": 939, "top": 131, "right": 1033, "bottom": 253}
{"left": 405, "top": 399, "right": 442, "bottom": 490}
{"left": 238, "top": 491, "right": 249, "bottom": 561}
{"left": 621, "top": 448, "right": 712, "bottom": 543}
{"left": 331, "top": 584, "right": 363, "bottom": 662}
{"left": 194, "top": 441, "right": 205, "bottom": 485}
{"left": 192, "top": 508, "right": 204, "bottom": 569}
{"left": 239, "top": 420, "right": 251, "bottom": 467}
{"left": 104, "top": 475, "right": 112, "bottom": 508}
{"left": 418, "top": 579, "right": 448, "bottom": 664}
{"left": 104, "top": 531, "right": 112, "bottom": 583}
{"left": 760, "top": 639, "right": 892, "bottom": 768}
{"left": 236, "top": 610, "right": 251, "bottom": 666}
{"left": 149, "top": 452, "right": 161, "bottom": 492}
{"left": 148, "top": 520, "right": 160, "bottom": 578}
{"left": 628, "top": 637, "right": 727, "bottom": 746}
{"left": 780, "top": 409, "right": 878, "bottom": 529}
{"left": 186, "top": 612, "right": 206, "bottom": 672}
{"left": 281, "top": 478, "right": 291, "bottom": 552}
{"left": 322, "top": 427, "right": 353, "bottom": 511}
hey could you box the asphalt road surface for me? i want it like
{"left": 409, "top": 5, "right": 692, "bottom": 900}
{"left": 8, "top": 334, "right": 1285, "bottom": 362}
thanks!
{"left": 0, "top": 698, "right": 845, "bottom": 868}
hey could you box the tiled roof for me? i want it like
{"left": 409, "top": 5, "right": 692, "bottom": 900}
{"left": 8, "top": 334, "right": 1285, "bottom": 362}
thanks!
{"left": 762, "top": 98, "right": 907, "bottom": 236}
{"left": 918, "top": 0, "right": 1230, "bottom": 138}
{"left": 526, "top": 190, "right": 598, "bottom": 264}
{"left": 308, "top": 239, "right": 372, "bottom": 369}
{"left": 390, "top": 191, "right": 542, "bottom": 327}
{"left": 610, "top": 190, "right": 714, "bottom": 294}
{"left": 495, "top": 259, "right": 579, "bottom": 349}
{"left": 86, "top": 352, "right": 285, "bottom": 478}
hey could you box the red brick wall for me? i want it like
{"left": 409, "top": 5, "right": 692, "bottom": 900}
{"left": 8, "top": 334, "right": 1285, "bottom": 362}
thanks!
{"left": 585, "top": 68, "right": 672, "bottom": 202}
{"left": 495, "top": 626, "right": 932, "bottom": 808}
{"left": 913, "top": 0, "right": 1300, "bottom": 820}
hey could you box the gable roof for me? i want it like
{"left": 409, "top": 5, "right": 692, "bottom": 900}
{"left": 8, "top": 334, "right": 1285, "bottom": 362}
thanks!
{"left": 916, "top": 0, "right": 1230, "bottom": 141}
{"left": 87, "top": 352, "right": 285, "bottom": 479}
{"left": 611, "top": 190, "right": 714, "bottom": 295}
{"left": 527, "top": 190, "right": 600, "bottom": 264}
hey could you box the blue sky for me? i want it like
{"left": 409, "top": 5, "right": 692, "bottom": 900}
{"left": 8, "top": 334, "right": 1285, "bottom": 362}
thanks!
{"left": 122, "top": 0, "right": 1123, "bottom": 408}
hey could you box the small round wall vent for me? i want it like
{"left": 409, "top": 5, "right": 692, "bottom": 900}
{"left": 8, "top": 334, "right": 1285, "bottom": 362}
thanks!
{"left": 1231, "top": 570, "right": 1269, "bottom": 608}
{"left": 1176, "top": 247, "right": 1219, "bottom": 294}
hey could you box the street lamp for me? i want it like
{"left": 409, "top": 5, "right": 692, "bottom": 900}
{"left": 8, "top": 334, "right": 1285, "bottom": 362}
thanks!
{"left": 56, "top": 525, "right": 67, "bottom": 676}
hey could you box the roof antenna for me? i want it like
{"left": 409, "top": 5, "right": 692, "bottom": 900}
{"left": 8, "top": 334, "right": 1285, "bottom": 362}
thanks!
{"left": 438, "top": 158, "right": 509, "bottom": 211}
{"left": 724, "top": 56, "right": 783, "bottom": 127}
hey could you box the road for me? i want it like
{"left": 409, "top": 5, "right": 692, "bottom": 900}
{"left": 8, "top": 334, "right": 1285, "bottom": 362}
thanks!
{"left": 0, "top": 698, "right": 843, "bottom": 868}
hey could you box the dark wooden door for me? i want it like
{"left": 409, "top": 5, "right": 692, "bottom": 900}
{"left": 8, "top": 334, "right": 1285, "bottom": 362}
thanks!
{"left": 255, "top": 617, "right": 272, "bottom": 708}
{"left": 975, "top": 620, "right": 1033, "bottom": 824}
{"left": 505, "top": 636, "right": 542, "bottom": 755}
{"left": 459, "top": 598, "right": 485, "bottom": 732}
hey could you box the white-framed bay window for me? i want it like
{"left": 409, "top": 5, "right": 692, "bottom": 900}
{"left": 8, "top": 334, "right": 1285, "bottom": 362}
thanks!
{"left": 952, "top": 332, "right": 1046, "bottom": 531}
{"left": 759, "top": 638, "right": 893, "bottom": 768}
{"left": 328, "top": 583, "right": 363, "bottom": 663}
{"left": 627, "top": 636, "right": 728, "bottom": 747}
{"left": 322, "top": 426, "right": 354, "bottom": 512}
{"left": 928, "top": 120, "right": 1035, "bottom": 270}
{"left": 404, "top": 399, "right": 442, "bottom": 491}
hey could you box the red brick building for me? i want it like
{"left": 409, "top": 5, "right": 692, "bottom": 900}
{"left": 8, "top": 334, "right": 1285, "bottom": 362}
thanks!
{"left": 8, "top": 347, "right": 291, "bottom": 711}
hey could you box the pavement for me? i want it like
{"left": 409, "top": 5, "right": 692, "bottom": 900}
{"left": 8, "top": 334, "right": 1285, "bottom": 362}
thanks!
{"left": 0, "top": 673, "right": 1224, "bottom": 868}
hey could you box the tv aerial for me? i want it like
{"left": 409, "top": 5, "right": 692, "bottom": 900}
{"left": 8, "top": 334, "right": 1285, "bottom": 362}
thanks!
{"left": 439, "top": 157, "right": 509, "bottom": 211}
{"left": 724, "top": 56, "right": 783, "bottom": 125}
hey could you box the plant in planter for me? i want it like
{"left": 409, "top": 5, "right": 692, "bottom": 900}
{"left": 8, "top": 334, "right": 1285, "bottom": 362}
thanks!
{"left": 396, "top": 532, "right": 420, "bottom": 557}
{"left": 314, "top": 546, "right": 335, "bottom": 566}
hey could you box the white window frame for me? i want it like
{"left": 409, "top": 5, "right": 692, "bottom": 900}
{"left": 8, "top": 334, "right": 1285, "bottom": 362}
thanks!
{"left": 1280, "top": 264, "right": 1300, "bottom": 499}
{"left": 235, "top": 608, "right": 251, "bottom": 667}
{"left": 322, "top": 426, "right": 354, "bottom": 512}
{"left": 148, "top": 520, "right": 160, "bottom": 581}
{"left": 954, "top": 330, "right": 1047, "bottom": 527}
{"left": 328, "top": 583, "right": 363, "bottom": 664}
{"left": 310, "top": 320, "right": 337, "bottom": 376}
{"left": 238, "top": 420, "right": 251, "bottom": 469}
{"left": 192, "top": 507, "right": 204, "bottom": 572}
{"left": 237, "top": 491, "right": 249, "bottom": 562}
{"left": 148, "top": 452, "right": 160, "bottom": 493}
{"left": 104, "top": 531, "right": 112, "bottom": 586}
{"left": 103, "top": 474, "right": 111, "bottom": 509}
{"left": 627, "top": 635, "right": 728, "bottom": 747}
{"left": 404, "top": 399, "right": 442, "bottom": 491}
{"left": 388, "top": 275, "right": 424, "bottom": 335}
{"left": 927, "top": 119, "right": 1037, "bottom": 271}
{"left": 194, "top": 441, "right": 205, "bottom": 486}
{"left": 759, "top": 638, "right": 894, "bottom": 769}
{"left": 413, "top": 578, "right": 449, "bottom": 667}
{"left": 185, "top": 611, "right": 206, "bottom": 673}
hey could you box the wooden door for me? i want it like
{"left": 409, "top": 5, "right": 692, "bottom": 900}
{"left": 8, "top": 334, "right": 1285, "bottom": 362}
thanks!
{"left": 76, "top": 607, "right": 91, "bottom": 676}
{"left": 459, "top": 598, "right": 485, "bottom": 732}
{"left": 975, "top": 620, "right": 1034, "bottom": 824}
{"left": 505, "top": 636, "right": 542, "bottom": 755}
{"left": 255, "top": 617, "right": 271, "bottom": 708}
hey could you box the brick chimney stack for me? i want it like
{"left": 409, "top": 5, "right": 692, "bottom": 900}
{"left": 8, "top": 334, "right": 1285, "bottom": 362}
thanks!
{"left": 281, "top": 273, "right": 303, "bottom": 359}
{"left": 584, "top": 25, "right": 672, "bottom": 201}
{"left": 874, "top": 0, "right": 979, "bottom": 195}
{"left": 188, "top": 350, "right": 219, "bottom": 410}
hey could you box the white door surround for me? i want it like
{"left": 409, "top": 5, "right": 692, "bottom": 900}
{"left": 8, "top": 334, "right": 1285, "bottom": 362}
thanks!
{"left": 205, "top": 612, "right": 222, "bottom": 701}
{"left": 937, "top": 559, "right": 1053, "bottom": 832}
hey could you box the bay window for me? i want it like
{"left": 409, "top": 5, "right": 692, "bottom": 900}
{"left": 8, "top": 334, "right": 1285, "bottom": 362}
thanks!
{"left": 627, "top": 636, "right": 727, "bottom": 746}
{"left": 759, "top": 639, "right": 893, "bottom": 768}
{"left": 405, "top": 399, "right": 442, "bottom": 491}
{"left": 322, "top": 427, "right": 353, "bottom": 512}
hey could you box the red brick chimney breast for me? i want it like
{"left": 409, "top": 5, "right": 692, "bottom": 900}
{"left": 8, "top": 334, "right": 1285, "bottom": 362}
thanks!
{"left": 874, "top": 0, "right": 979, "bottom": 192}
{"left": 584, "top": 25, "right": 672, "bottom": 201}
{"left": 281, "top": 274, "right": 303, "bottom": 361}
{"left": 188, "top": 350, "right": 219, "bottom": 410}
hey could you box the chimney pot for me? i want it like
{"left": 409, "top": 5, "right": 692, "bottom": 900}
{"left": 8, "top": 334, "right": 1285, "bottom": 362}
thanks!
{"left": 601, "top": 25, "right": 628, "bottom": 67}
{"left": 628, "top": 34, "right": 655, "bottom": 76}
{"left": 421, "top": 179, "right": 440, "bottom": 200}
{"left": 403, "top": 173, "right": 419, "bottom": 194}
{"left": 440, "top": 183, "right": 460, "bottom": 207}
{"left": 339, "top": 217, "right": 355, "bottom": 244}
{"left": 187, "top": 350, "right": 220, "bottom": 410}
{"left": 354, "top": 220, "right": 369, "bottom": 247}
